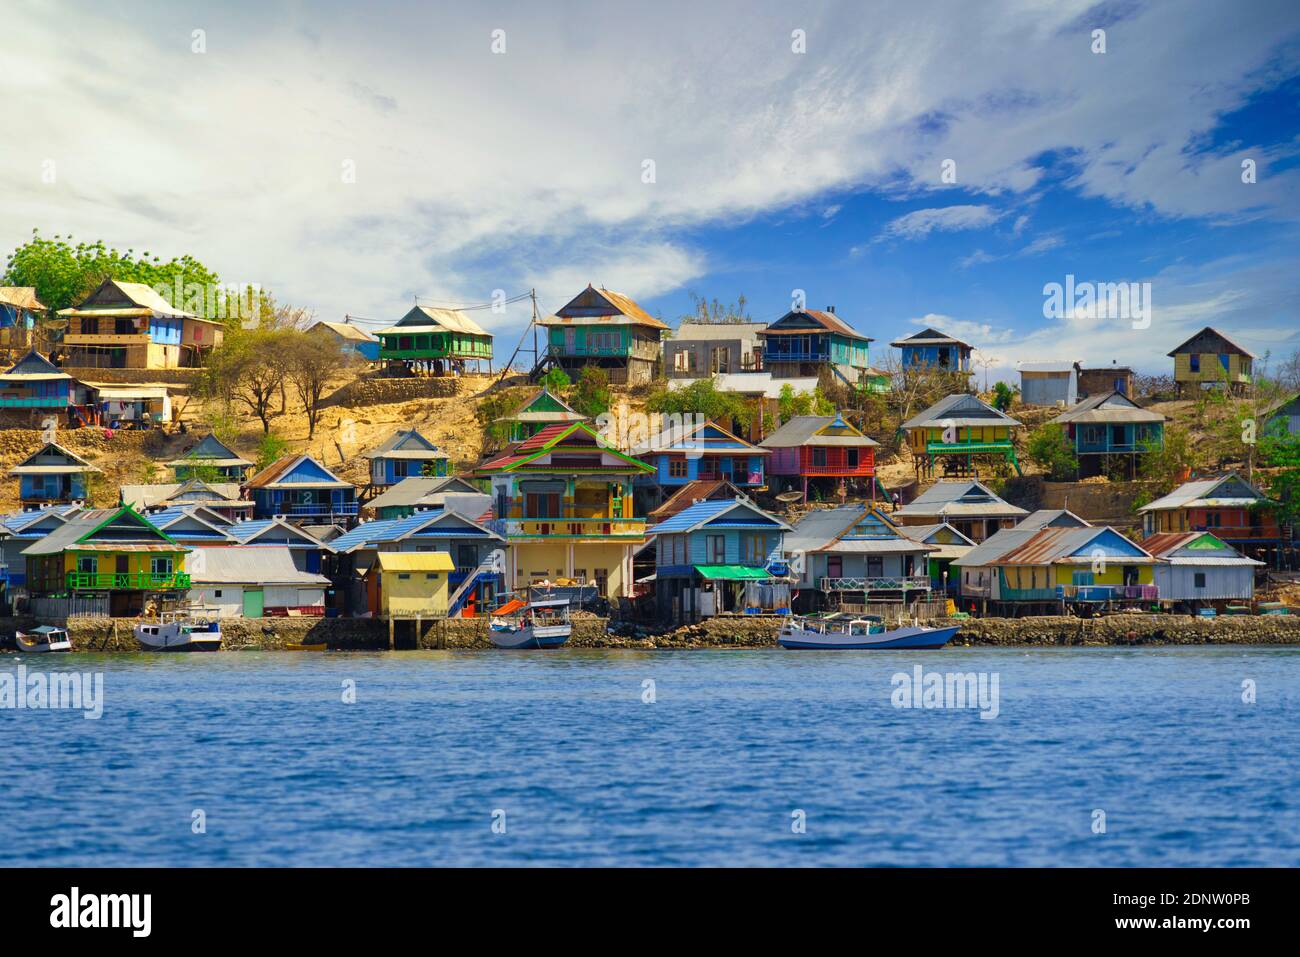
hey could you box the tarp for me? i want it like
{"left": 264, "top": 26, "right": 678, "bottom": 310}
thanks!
{"left": 693, "top": 564, "right": 772, "bottom": 581}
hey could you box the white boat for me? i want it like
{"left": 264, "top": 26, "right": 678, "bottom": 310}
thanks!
{"left": 135, "top": 613, "right": 222, "bottom": 652}
{"left": 14, "top": 625, "right": 71, "bottom": 653}
{"left": 489, "top": 598, "right": 572, "bottom": 649}
{"left": 778, "top": 614, "right": 958, "bottom": 650}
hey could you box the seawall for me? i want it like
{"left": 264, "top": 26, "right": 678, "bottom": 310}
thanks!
{"left": 4, "top": 612, "right": 1299, "bottom": 652}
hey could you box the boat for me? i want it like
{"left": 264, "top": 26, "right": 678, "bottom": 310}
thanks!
{"left": 135, "top": 612, "right": 222, "bottom": 652}
{"left": 777, "top": 614, "right": 959, "bottom": 650}
{"left": 14, "top": 625, "right": 72, "bottom": 653}
{"left": 284, "top": 641, "right": 328, "bottom": 652}
{"left": 489, "top": 598, "right": 572, "bottom": 649}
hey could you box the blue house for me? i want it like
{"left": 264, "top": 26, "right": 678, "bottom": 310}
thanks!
{"left": 1049, "top": 391, "right": 1165, "bottom": 479}
{"left": 165, "top": 434, "right": 253, "bottom": 482}
{"left": 890, "top": 327, "right": 973, "bottom": 373}
{"left": 8, "top": 442, "right": 100, "bottom": 507}
{"left": 363, "top": 428, "right": 451, "bottom": 488}
{"left": 633, "top": 419, "right": 769, "bottom": 490}
{"left": 0, "top": 504, "right": 81, "bottom": 590}
{"left": 756, "top": 306, "right": 877, "bottom": 389}
{"left": 0, "top": 351, "right": 82, "bottom": 412}
{"left": 650, "top": 498, "right": 792, "bottom": 623}
{"left": 228, "top": 517, "right": 335, "bottom": 575}
{"left": 246, "top": 454, "right": 358, "bottom": 525}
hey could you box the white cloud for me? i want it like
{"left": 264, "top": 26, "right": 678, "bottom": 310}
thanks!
{"left": 878, "top": 205, "right": 1004, "bottom": 242}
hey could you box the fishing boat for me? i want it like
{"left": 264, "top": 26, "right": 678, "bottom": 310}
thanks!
{"left": 135, "top": 612, "right": 222, "bottom": 652}
{"left": 284, "top": 641, "right": 328, "bottom": 652}
{"left": 778, "top": 614, "right": 958, "bottom": 650}
{"left": 14, "top": 625, "right": 72, "bottom": 653}
{"left": 489, "top": 597, "right": 572, "bottom": 649}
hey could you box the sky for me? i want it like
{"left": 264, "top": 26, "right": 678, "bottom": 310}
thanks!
{"left": 3, "top": 0, "right": 1299, "bottom": 381}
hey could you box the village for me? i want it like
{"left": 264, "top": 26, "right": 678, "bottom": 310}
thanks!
{"left": 0, "top": 272, "right": 1298, "bottom": 651}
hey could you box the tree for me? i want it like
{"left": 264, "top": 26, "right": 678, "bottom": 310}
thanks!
{"left": 538, "top": 367, "right": 571, "bottom": 393}
{"left": 284, "top": 333, "right": 353, "bottom": 438}
{"left": 201, "top": 329, "right": 292, "bottom": 433}
{"left": 777, "top": 383, "right": 835, "bottom": 423}
{"left": 1259, "top": 430, "right": 1300, "bottom": 528}
{"left": 679, "top": 292, "right": 750, "bottom": 324}
{"left": 992, "top": 381, "right": 1015, "bottom": 411}
{"left": 571, "top": 366, "right": 610, "bottom": 417}
{"left": 1137, "top": 423, "right": 1196, "bottom": 495}
{"left": 646, "top": 377, "right": 752, "bottom": 430}
{"left": 1025, "top": 423, "right": 1078, "bottom": 481}
{"left": 255, "top": 432, "right": 288, "bottom": 471}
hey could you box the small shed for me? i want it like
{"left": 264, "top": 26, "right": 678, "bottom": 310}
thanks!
{"left": 364, "top": 551, "right": 455, "bottom": 617}
{"left": 1018, "top": 361, "right": 1079, "bottom": 407}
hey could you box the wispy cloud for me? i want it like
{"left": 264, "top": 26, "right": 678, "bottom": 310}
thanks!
{"left": 877, "top": 205, "right": 1004, "bottom": 243}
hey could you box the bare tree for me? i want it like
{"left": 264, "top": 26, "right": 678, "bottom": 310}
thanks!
{"left": 284, "top": 333, "right": 353, "bottom": 438}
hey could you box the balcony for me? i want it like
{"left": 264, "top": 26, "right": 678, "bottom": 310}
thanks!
{"left": 1056, "top": 584, "right": 1158, "bottom": 602}
{"left": 0, "top": 396, "right": 70, "bottom": 408}
{"left": 282, "top": 501, "right": 359, "bottom": 520}
{"left": 64, "top": 333, "right": 151, "bottom": 346}
{"left": 66, "top": 571, "right": 191, "bottom": 591}
{"left": 548, "top": 341, "right": 660, "bottom": 362}
{"left": 820, "top": 575, "right": 931, "bottom": 592}
{"left": 488, "top": 517, "right": 645, "bottom": 539}
{"left": 764, "top": 349, "right": 828, "bottom": 363}
{"left": 925, "top": 439, "right": 1014, "bottom": 455}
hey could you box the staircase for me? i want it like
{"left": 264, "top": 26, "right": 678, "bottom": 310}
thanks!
{"left": 446, "top": 549, "right": 505, "bottom": 618}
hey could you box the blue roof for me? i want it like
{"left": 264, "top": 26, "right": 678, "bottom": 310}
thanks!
{"left": 229, "top": 519, "right": 276, "bottom": 540}
{"left": 650, "top": 499, "right": 743, "bottom": 534}
{"left": 2, "top": 504, "right": 79, "bottom": 534}
{"left": 330, "top": 509, "right": 493, "bottom": 552}
{"left": 328, "top": 517, "right": 407, "bottom": 552}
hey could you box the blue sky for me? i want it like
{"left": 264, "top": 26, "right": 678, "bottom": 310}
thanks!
{"left": 3, "top": 0, "right": 1299, "bottom": 379}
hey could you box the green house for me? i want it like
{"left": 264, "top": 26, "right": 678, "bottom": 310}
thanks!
{"left": 496, "top": 387, "right": 586, "bottom": 442}
{"left": 537, "top": 286, "right": 668, "bottom": 386}
{"left": 377, "top": 306, "right": 493, "bottom": 375}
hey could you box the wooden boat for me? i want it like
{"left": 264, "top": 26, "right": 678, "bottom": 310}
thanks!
{"left": 135, "top": 613, "right": 222, "bottom": 652}
{"left": 284, "top": 641, "right": 328, "bottom": 652}
{"left": 489, "top": 598, "right": 571, "bottom": 649}
{"left": 14, "top": 625, "right": 72, "bottom": 653}
{"left": 778, "top": 614, "right": 958, "bottom": 650}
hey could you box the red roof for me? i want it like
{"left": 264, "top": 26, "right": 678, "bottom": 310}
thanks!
{"left": 517, "top": 422, "right": 574, "bottom": 451}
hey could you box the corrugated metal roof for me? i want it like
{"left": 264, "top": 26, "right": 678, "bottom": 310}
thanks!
{"left": 1166, "top": 325, "right": 1255, "bottom": 358}
{"left": 759, "top": 415, "right": 878, "bottom": 448}
{"left": 311, "top": 320, "right": 376, "bottom": 342}
{"left": 0, "top": 287, "right": 45, "bottom": 311}
{"left": 379, "top": 305, "right": 490, "bottom": 337}
{"left": 650, "top": 498, "right": 788, "bottom": 535}
{"left": 59, "top": 279, "right": 195, "bottom": 319}
{"left": 1051, "top": 391, "right": 1164, "bottom": 424}
{"left": 543, "top": 286, "right": 670, "bottom": 330}
{"left": 889, "top": 326, "right": 973, "bottom": 349}
{"left": 1137, "top": 473, "right": 1269, "bottom": 512}
{"left": 364, "top": 428, "right": 447, "bottom": 459}
{"left": 901, "top": 393, "right": 1021, "bottom": 430}
{"left": 783, "top": 506, "right": 869, "bottom": 553}
{"left": 894, "top": 480, "right": 1027, "bottom": 518}
{"left": 1013, "top": 509, "right": 1091, "bottom": 530}
{"left": 188, "top": 546, "right": 330, "bottom": 585}
{"left": 375, "top": 552, "right": 455, "bottom": 572}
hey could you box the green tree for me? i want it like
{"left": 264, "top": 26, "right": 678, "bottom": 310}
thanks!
{"left": 538, "top": 367, "right": 571, "bottom": 393}
{"left": 645, "top": 377, "right": 752, "bottom": 430}
{"left": 1259, "top": 431, "right": 1300, "bottom": 528}
{"left": 777, "top": 384, "right": 835, "bottom": 423}
{"left": 200, "top": 329, "right": 293, "bottom": 433}
{"left": 992, "top": 381, "right": 1015, "bottom": 411}
{"left": 1025, "top": 423, "right": 1078, "bottom": 481}
{"left": 1137, "top": 423, "right": 1196, "bottom": 495}
{"left": 571, "top": 366, "right": 611, "bottom": 417}
{"left": 255, "top": 432, "right": 289, "bottom": 471}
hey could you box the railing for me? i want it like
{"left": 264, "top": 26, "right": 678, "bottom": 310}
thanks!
{"left": 283, "top": 501, "right": 359, "bottom": 518}
{"left": 925, "top": 440, "right": 1013, "bottom": 454}
{"left": 66, "top": 571, "right": 192, "bottom": 590}
{"left": 64, "top": 333, "right": 151, "bottom": 345}
{"left": 764, "top": 349, "right": 828, "bottom": 362}
{"left": 820, "top": 575, "right": 931, "bottom": 592}
{"left": 488, "top": 517, "right": 645, "bottom": 538}
{"left": 1056, "top": 584, "right": 1158, "bottom": 601}
{"left": 0, "top": 396, "right": 70, "bottom": 408}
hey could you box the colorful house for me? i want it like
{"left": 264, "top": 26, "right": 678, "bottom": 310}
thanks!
{"left": 901, "top": 393, "right": 1021, "bottom": 479}
{"left": 1262, "top": 393, "right": 1300, "bottom": 439}
{"left": 537, "top": 286, "right": 668, "bottom": 386}
{"left": 228, "top": 517, "right": 334, "bottom": 576}
{"left": 783, "top": 504, "right": 933, "bottom": 610}
{"left": 892, "top": 479, "right": 1027, "bottom": 543}
{"left": 1138, "top": 473, "right": 1283, "bottom": 565}
{"left": 56, "top": 278, "right": 224, "bottom": 369}
{"left": 246, "top": 454, "right": 359, "bottom": 525}
{"left": 366, "top": 475, "right": 490, "bottom": 520}
{"left": 121, "top": 478, "right": 254, "bottom": 522}
{"left": 665, "top": 322, "right": 767, "bottom": 377}
{"left": 896, "top": 521, "right": 976, "bottom": 593}
{"left": 633, "top": 419, "right": 769, "bottom": 490}
{"left": 164, "top": 434, "right": 253, "bottom": 482}
{"left": 376, "top": 305, "right": 493, "bottom": 375}
{"left": 1144, "top": 531, "right": 1262, "bottom": 610}
{"left": 473, "top": 421, "right": 655, "bottom": 600}
{"left": 0, "top": 504, "right": 80, "bottom": 591}
{"left": 0, "top": 287, "right": 46, "bottom": 353}
{"left": 0, "top": 351, "right": 84, "bottom": 415}
{"left": 650, "top": 498, "right": 791, "bottom": 623}
{"left": 646, "top": 479, "right": 748, "bottom": 524}
{"left": 22, "top": 505, "right": 190, "bottom": 616}
{"left": 364, "top": 429, "right": 451, "bottom": 488}
{"left": 495, "top": 388, "right": 585, "bottom": 443}
{"left": 363, "top": 551, "right": 456, "bottom": 618}
{"left": 890, "top": 327, "right": 973, "bottom": 373}
{"left": 145, "top": 505, "right": 239, "bottom": 546}
{"left": 760, "top": 414, "right": 878, "bottom": 500}
{"left": 186, "top": 545, "right": 332, "bottom": 618}
{"left": 1018, "top": 361, "right": 1079, "bottom": 407}
{"left": 1167, "top": 326, "right": 1254, "bottom": 396}
{"left": 953, "top": 524, "right": 1156, "bottom": 611}
{"left": 757, "top": 307, "right": 876, "bottom": 388}
{"left": 1049, "top": 391, "right": 1165, "bottom": 478}
{"left": 308, "top": 320, "right": 380, "bottom": 362}
{"left": 9, "top": 441, "right": 100, "bottom": 507}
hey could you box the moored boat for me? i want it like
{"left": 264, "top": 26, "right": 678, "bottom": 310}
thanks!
{"left": 135, "top": 613, "right": 222, "bottom": 652}
{"left": 284, "top": 641, "right": 328, "bottom": 652}
{"left": 778, "top": 614, "right": 958, "bottom": 650}
{"left": 489, "top": 598, "right": 572, "bottom": 649}
{"left": 14, "top": 625, "right": 72, "bottom": 653}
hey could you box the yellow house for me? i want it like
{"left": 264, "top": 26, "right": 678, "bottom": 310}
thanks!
{"left": 900, "top": 393, "right": 1021, "bottom": 478}
{"left": 1167, "top": 326, "right": 1254, "bottom": 396}
{"left": 365, "top": 552, "right": 454, "bottom": 617}
{"left": 472, "top": 421, "right": 655, "bottom": 599}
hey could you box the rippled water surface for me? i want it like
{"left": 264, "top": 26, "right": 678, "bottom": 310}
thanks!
{"left": 1, "top": 647, "right": 1297, "bottom": 866}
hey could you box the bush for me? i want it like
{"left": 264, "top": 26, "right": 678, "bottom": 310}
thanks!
{"left": 255, "top": 433, "right": 288, "bottom": 471}
{"left": 1025, "top": 423, "right": 1078, "bottom": 481}
{"left": 571, "top": 366, "right": 611, "bottom": 417}
{"left": 645, "top": 377, "right": 752, "bottom": 430}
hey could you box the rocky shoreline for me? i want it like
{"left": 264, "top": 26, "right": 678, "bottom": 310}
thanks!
{"left": 2, "top": 612, "right": 1299, "bottom": 653}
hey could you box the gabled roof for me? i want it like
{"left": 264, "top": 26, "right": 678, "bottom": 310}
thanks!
{"left": 364, "top": 428, "right": 449, "bottom": 461}
{"left": 147, "top": 506, "right": 238, "bottom": 542}
{"left": 901, "top": 393, "right": 1021, "bottom": 430}
{"left": 1166, "top": 326, "right": 1256, "bottom": 358}
{"left": 373, "top": 552, "right": 456, "bottom": 572}
{"left": 378, "top": 305, "right": 490, "bottom": 338}
{"left": 649, "top": 497, "right": 790, "bottom": 535}
{"left": 1142, "top": 531, "right": 1264, "bottom": 565}
{"left": 633, "top": 419, "right": 767, "bottom": 456}
{"left": 0, "top": 350, "right": 70, "bottom": 382}
{"left": 22, "top": 504, "right": 183, "bottom": 556}
{"left": 367, "top": 475, "right": 484, "bottom": 510}
{"left": 889, "top": 327, "right": 973, "bottom": 350}
{"left": 759, "top": 308, "right": 872, "bottom": 342}
{"left": 954, "top": 524, "right": 1150, "bottom": 567}
{"left": 896, "top": 521, "right": 976, "bottom": 559}
{"left": 1050, "top": 391, "right": 1164, "bottom": 425}
{"left": 164, "top": 434, "right": 252, "bottom": 469}
{"left": 2, "top": 503, "right": 80, "bottom": 535}
{"left": 330, "top": 507, "right": 503, "bottom": 554}
{"left": 647, "top": 480, "right": 747, "bottom": 523}
{"left": 782, "top": 505, "right": 870, "bottom": 553}
{"left": 0, "top": 287, "right": 46, "bottom": 311}
{"left": 228, "top": 517, "right": 335, "bottom": 551}
{"left": 246, "top": 454, "right": 352, "bottom": 489}
{"left": 1017, "top": 360, "right": 1079, "bottom": 374}
{"left": 120, "top": 480, "right": 246, "bottom": 510}
{"left": 8, "top": 441, "right": 101, "bottom": 476}
{"left": 542, "top": 285, "right": 669, "bottom": 330}
{"left": 188, "top": 546, "right": 331, "bottom": 585}
{"left": 759, "top": 414, "right": 879, "bottom": 448}
{"left": 1137, "top": 472, "right": 1272, "bottom": 512}
{"left": 495, "top": 387, "right": 585, "bottom": 424}
{"left": 58, "top": 278, "right": 197, "bottom": 320}
{"left": 894, "top": 480, "right": 1027, "bottom": 519}
{"left": 309, "top": 320, "right": 376, "bottom": 342}
{"left": 475, "top": 421, "right": 654, "bottom": 475}
{"left": 1013, "top": 508, "right": 1091, "bottom": 531}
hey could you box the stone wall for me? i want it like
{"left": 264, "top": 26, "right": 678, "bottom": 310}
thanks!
{"left": 62, "top": 367, "right": 204, "bottom": 386}
{"left": 329, "top": 376, "right": 462, "bottom": 408}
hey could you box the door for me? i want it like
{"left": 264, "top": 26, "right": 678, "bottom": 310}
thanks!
{"left": 564, "top": 329, "right": 576, "bottom": 355}
{"left": 115, "top": 554, "right": 130, "bottom": 586}
{"left": 243, "top": 588, "right": 264, "bottom": 617}
{"left": 827, "top": 556, "right": 843, "bottom": 583}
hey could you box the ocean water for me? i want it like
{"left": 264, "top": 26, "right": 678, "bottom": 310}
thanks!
{"left": 1, "top": 647, "right": 1297, "bottom": 867}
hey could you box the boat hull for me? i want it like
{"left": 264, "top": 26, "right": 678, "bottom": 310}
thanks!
{"left": 14, "top": 632, "right": 71, "bottom": 653}
{"left": 489, "top": 624, "right": 571, "bottom": 649}
{"left": 135, "top": 622, "right": 223, "bottom": 653}
{"left": 778, "top": 623, "right": 960, "bottom": 650}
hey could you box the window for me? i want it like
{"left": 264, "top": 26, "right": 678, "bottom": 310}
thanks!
{"left": 743, "top": 534, "right": 765, "bottom": 564}
{"left": 426, "top": 573, "right": 437, "bottom": 580}
{"left": 706, "top": 534, "right": 726, "bottom": 563}
{"left": 812, "top": 447, "right": 827, "bottom": 468}
{"left": 393, "top": 460, "right": 409, "bottom": 478}
{"left": 867, "top": 556, "right": 883, "bottom": 578}
{"left": 594, "top": 568, "right": 609, "bottom": 595}
{"left": 668, "top": 458, "right": 688, "bottom": 478}
{"left": 1194, "top": 572, "right": 1206, "bottom": 589}
{"left": 151, "top": 557, "right": 173, "bottom": 576}
{"left": 1189, "top": 353, "right": 1200, "bottom": 373}
{"left": 846, "top": 448, "right": 859, "bottom": 469}
{"left": 214, "top": 590, "right": 223, "bottom": 598}
{"left": 398, "top": 573, "right": 411, "bottom": 580}
{"left": 77, "top": 556, "right": 97, "bottom": 574}
{"left": 711, "top": 346, "right": 730, "bottom": 374}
